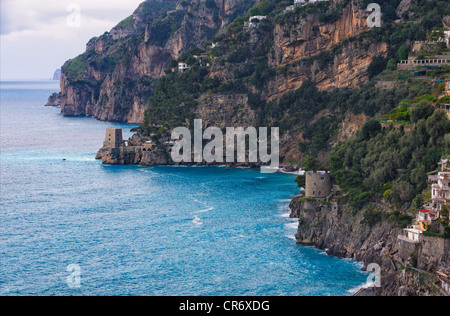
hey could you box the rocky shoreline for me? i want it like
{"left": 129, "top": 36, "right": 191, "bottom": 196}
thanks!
{"left": 289, "top": 198, "right": 450, "bottom": 296}
{"left": 95, "top": 132, "right": 299, "bottom": 170}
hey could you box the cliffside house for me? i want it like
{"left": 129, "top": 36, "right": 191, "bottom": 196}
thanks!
{"left": 431, "top": 172, "right": 450, "bottom": 211}
{"left": 304, "top": 171, "right": 332, "bottom": 201}
{"left": 178, "top": 62, "right": 189, "bottom": 73}
{"left": 415, "top": 209, "right": 440, "bottom": 231}
{"left": 103, "top": 128, "right": 124, "bottom": 149}
{"left": 415, "top": 158, "right": 450, "bottom": 235}
{"left": 294, "top": 0, "right": 327, "bottom": 6}
{"left": 445, "top": 79, "right": 450, "bottom": 96}
{"left": 144, "top": 141, "right": 154, "bottom": 148}
{"left": 398, "top": 226, "right": 424, "bottom": 244}
{"left": 244, "top": 16, "right": 266, "bottom": 31}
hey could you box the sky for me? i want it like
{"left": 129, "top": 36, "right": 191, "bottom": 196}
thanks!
{"left": 0, "top": 0, "right": 145, "bottom": 80}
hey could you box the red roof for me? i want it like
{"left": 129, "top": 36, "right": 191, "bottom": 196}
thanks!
{"left": 419, "top": 209, "right": 431, "bottom": 213}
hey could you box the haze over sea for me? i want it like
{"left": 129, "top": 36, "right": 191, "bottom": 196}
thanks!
{"left": 0, "top": 80, "right": 368, "bottom": 296}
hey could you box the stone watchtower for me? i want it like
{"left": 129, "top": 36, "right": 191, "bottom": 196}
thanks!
{"left": 103, "top": 128, "right": 123, "bottom": 148}
{"left": 305, "top": 171, "right": 332, "bottom": 200}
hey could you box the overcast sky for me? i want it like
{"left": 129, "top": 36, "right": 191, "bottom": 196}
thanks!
{"left": 0, "top": 0, "right": 144, "bottom": 80}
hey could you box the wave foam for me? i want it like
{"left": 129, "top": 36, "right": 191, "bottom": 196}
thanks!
{"left": 194, "top": 207, "right": 214, "bottom": 214}
{"left": 192, "top": 216, "right": 203, "bottom": 225}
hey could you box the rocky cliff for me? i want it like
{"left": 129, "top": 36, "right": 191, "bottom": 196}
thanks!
{"left": 267, "top": 1, "right": 383, "bottom": 98}
{"left": 290, "top": 198, "right": 450, "bottom": 296}
{"left": 55, "top": 0, "right": 390, "bottom": 126}
{"left": 57, "top": 0, "right": 257, "bottom": 123}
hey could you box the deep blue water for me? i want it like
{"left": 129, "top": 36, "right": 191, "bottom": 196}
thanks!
{"left": 0, "top": 80, "right": 368, "bottom": 296}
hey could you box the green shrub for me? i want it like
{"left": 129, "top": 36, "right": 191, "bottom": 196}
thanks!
{"left": 387, "top": 58, "right": 397, "bottom": 70}
{"left": 295, "top": 175, "right": 306, "bottom": 188}
{"left": 444, "top": 227, "right": 450, "bottom": 239}
{"left": 363, "top": 208, "right": 384, "bottom": 227}
{"left": 410, "top": 101, "right": 434, "bottom": 122}
{"left": 415, "top": 94, "right": 437, "bottom": 103}
{"left": 397, "top": 45, "right": 409, "bottom": 61}
{"left": 62, "top": 56, "right": 88, "bottom": 83}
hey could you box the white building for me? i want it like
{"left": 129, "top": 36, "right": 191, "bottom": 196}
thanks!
{"left": 295, "top": 0, "right": 328, "bottom": 7}
{"left": 398, "top": 227, "right": 423, "bottom": 244}
{"left": 431, "top": 172, "right": 450, "bottom": 211}
{"left": 248, "top": 15, "right": 266, "bottom": 28}
{"left": 444, "top": 30, "right": 450, "bottom": 49}
{"left": 178, "top": 62, "right": 189, "bottom": 72}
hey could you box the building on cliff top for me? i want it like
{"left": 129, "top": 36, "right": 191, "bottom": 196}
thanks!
{"left": 178, "top": 62, "right": 189, "bottom": 73}
{"left": 103, "top": 128, "right": 124, "bottom": 149}
{"left": 414, "top": 158, "right": 450, "bottom": 234}
{"left": 398, "top": 227, "right": 423, "bottom": 244}
{"left": 431, "top": 172, "right": 450, "bottom": 212}
{"left": 294, "top": 0, "right": 327, "bottom": 6}
{"left": 244, "top": 16, "right": 267, "bottom": 31}
{"left": 415, "top": 209, "right": 440, "bottom": 231}
{"left": 304, "top": 171, "right": 332, "bottom": 201}
{"left": 144, "top": 141, "right": 154, "bottom": 148}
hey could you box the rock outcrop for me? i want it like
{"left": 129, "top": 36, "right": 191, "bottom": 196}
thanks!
{"left": 45, "top": 92, "right": 62, "bottom": 107}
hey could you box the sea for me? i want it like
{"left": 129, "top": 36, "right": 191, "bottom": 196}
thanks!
{"left": 0, "top": 80, "right": 369, "bottom": 296}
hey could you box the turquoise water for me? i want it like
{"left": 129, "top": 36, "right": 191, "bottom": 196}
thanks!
{"left": 0, "top": 81, "right": 368, "bottom": 296}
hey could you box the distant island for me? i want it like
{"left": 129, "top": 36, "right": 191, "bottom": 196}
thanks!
{"left": 52, "top": 69, "right": 61, "bottom": 81}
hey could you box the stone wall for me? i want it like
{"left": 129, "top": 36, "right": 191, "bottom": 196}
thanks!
{"left": 418, "top": 236, "right": 450, "bottom": 271}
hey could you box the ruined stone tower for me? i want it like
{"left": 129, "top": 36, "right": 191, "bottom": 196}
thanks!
{"left": 103, "top": 128, "right": 123, "bottom": 148}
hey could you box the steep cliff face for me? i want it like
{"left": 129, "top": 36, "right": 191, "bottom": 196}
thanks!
{"left": 271, "top": 1, "right": 369, "bottom": 67}
{"left": 196, "top": 94, "right": 257, "bottom": 129}
{"left": 57, "top": 0, "right": 391, "bottom": 125}
{"left": 266, "top": 41, "right": 387, "bottom": 101}
{"left": 58, "top": 0, "right": 257, "bottom": 123}
{"left": 266, "top": 1, "right": 387, "bottom": 100}
{"left": 290, "top": 198, "right": 450, "bottom": 296}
